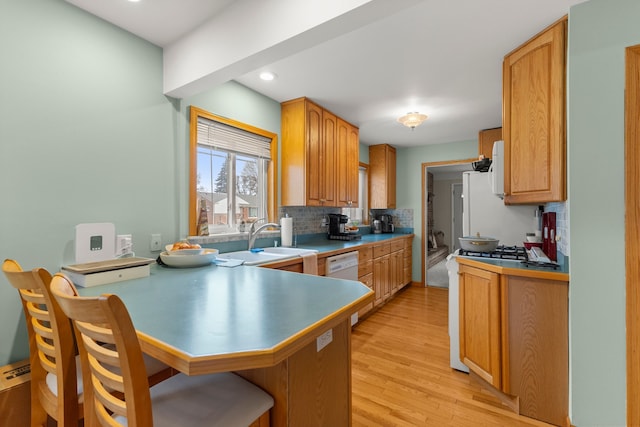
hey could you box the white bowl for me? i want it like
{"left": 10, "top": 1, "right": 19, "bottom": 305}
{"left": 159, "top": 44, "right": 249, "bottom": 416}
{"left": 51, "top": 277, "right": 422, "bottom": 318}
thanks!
{"left": 159, "top": 249, "right": 218, "bottom": 268}
{"left": 165, "top": 244, "right": 204, "bottom": 255}
{"left": 525, "top": 235, "right": 542, "bottom": 243}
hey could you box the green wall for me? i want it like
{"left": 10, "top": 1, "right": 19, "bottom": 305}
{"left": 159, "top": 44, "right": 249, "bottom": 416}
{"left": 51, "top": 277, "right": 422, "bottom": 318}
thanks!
{"left": 568, "top": 0, "right": 640, "bottom": 424}
{"left": 0, "top": 1, "right": 280, "bottom": 366}
{"left": 397, "top": 140, "right": 477, "bottom": 279}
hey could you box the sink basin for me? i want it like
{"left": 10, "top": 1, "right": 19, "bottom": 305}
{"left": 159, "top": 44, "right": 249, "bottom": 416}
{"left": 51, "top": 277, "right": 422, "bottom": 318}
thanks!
{"left": 262, "top": 247, "right": 318, "bottom": 256}
{"left": 217, "top": 248, "right": 318, "bottom": 266}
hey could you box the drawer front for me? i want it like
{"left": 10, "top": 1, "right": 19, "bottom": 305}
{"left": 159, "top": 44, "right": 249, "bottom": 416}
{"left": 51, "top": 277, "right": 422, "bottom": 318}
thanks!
{"left": 358, "top": 246, "right": 373, "bottom": 262}
{"left": 373, "top": 243, "right": 390, "bottom": 258}
{"left": 390, "top": 240, "right": 404, "bottom": 253}
{"left": 359, "top": 272, "right": 373, "bottom": 289}
{"left": 404, "top": 237, "right": 413, "bottom": 250}
{"left": 359, "top": 260, "right": 373, "bottom": 277}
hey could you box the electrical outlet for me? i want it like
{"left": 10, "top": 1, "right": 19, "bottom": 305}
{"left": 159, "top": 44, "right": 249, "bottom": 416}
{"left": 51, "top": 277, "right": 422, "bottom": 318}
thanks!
{"left": 150, "top": 234, "right": 162, "bottom": 251}
{"left": 316, "top": 329, "right": 333, "bottom": 352}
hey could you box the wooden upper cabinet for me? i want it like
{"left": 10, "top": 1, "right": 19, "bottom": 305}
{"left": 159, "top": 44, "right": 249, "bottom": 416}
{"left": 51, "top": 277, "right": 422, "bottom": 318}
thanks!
{"left": 369, "top": 144, "right": 396, "bottom": 209}
{"left": 337, "top": 118, "right": 359, "bottom": 207}
{"left": 281, "top": 97, "right": 358, "bottom": 207}
{"left": 478, "top": 127, "right": 502, "bottom": 160}
{"left": 503, "top": 17, "right": 567, "bottom": 204}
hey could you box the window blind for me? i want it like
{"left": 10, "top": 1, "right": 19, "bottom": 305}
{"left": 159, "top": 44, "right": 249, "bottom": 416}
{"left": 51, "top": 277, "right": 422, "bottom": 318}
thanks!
{"left": 197, "top": 117, "right": 271, "bottom": 159}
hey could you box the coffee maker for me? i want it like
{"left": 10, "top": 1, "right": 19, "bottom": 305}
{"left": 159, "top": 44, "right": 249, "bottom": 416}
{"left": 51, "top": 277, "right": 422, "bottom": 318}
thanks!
{"left": 327, "top": 214, "right": 361, "bottom": 241}
{"left": 377, "top": 214, "right": 395, "bottom": 233}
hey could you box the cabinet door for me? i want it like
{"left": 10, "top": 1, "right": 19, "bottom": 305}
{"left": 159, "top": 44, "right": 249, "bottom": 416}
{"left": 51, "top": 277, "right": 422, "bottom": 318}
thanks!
{"left": 337, "top": 119, "right": 359, "bottom": 207}
{"left": 369, "top": 144, "right": 396, "bottom": 209}
{"left": 389, "top": 249, "right": 403, "bottom": 294}
{"left": 321, "top": 110, "right": 336, "bottom": 205}
{"left": 373, "top": 255, "right": 389, "bottom": 306}
{"left": 306, "top": 102, "right": 324, "bottom": 206}
{"left": 503, "top": 18, "right": 566, "bottom": 204}
{"left": 459, "top": 264, "right": 502, "bottom": 389}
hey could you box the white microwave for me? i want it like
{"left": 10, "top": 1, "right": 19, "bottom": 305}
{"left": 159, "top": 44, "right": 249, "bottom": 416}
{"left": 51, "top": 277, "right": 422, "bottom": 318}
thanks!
{"left": 489, "top": 140, "right": 505, "bottom": 199}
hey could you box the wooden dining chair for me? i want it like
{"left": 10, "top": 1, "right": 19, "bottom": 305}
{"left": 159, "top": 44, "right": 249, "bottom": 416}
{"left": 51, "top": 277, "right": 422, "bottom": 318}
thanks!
{"left": 49, "top": 272, "right": 274, "bottom": 427}
{"left": 3, "top": 259, "right": 176, "bottom": 427}
{"left": 2, "top": 259, "right": 82, "bottom": 427}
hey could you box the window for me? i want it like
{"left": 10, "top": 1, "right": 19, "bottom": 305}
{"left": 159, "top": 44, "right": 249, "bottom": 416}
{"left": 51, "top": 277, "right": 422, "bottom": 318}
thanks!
{"left": 341, "top": 164, "right": 369, "bottom": 225}
{"left": 189, "top": 106, "right": 277, "bottom": 236}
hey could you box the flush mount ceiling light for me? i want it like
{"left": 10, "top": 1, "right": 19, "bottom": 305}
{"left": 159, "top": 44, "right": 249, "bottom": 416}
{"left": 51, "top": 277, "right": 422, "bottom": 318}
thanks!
{"left": 397, "top": 112, "right": 428, "bottom": 130}
{"left": 259, "top": 71, "right": 277, "bottom": 81}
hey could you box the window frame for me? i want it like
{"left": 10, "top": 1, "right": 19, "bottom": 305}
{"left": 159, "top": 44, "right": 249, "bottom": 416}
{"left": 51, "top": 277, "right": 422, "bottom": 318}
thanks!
{"left": 189, "top": 106, "right": 278, "bottom": 236}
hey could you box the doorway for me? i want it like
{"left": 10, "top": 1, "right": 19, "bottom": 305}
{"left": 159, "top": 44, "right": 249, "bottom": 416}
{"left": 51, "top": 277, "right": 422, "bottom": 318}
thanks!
{"left": 421, "top": 159, "right": 475, "bottom": 286}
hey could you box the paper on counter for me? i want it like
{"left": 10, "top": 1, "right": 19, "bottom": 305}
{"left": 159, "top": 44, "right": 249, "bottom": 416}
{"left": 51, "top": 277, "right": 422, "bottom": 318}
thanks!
{"left": 214, "top": 259, "right": 244, "bottom": 267}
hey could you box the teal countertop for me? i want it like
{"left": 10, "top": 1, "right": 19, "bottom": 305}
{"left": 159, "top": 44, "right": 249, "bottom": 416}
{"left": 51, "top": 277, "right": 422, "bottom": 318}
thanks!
{"left": 77, "top": 264, "right": 372, "bottom": 367}
{"left": 456, "top": 254, "right": 569, "bottom": 281}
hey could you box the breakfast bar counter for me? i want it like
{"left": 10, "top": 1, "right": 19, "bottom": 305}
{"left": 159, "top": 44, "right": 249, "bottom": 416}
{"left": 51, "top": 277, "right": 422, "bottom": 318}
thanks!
{"left": 78, "top": 263, "right": 373, "bottom": 426}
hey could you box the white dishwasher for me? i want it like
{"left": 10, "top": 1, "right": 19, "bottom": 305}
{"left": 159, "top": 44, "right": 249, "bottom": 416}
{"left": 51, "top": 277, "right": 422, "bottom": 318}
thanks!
{"left": 326, "top": 252, "right": 360, "bottom": 325}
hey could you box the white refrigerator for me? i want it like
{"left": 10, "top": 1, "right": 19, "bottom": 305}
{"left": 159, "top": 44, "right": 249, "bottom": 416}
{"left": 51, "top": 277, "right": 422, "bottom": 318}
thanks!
{"left": 448, "top": 171, "right": 536, "bottom": 372}
{"left": 462, "top": 171, "right": 535, "bottom": 246}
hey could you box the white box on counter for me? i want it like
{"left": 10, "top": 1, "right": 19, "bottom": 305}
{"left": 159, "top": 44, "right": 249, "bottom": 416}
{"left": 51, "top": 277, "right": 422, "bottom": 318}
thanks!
{"left": 61, "top": 257, "right": 154, "bottom": 287}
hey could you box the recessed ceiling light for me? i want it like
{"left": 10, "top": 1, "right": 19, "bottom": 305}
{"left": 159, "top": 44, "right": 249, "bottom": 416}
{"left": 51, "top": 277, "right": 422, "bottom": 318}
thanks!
{"left": 259, "top": 71, "right": 277, "bottom": 81}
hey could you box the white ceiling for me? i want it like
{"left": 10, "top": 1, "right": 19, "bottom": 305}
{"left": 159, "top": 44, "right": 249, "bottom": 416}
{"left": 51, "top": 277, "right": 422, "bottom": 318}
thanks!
{"left": 65, "top": 0, "right": 585, "bottom": 148}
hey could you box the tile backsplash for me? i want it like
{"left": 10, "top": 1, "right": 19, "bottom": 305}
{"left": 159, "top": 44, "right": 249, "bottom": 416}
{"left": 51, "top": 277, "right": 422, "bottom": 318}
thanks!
{"left": 545, "top": 201, "right": 569, "bottom": 256}
{"left": 190, "top": 206, "right": 415, "bottom": 248}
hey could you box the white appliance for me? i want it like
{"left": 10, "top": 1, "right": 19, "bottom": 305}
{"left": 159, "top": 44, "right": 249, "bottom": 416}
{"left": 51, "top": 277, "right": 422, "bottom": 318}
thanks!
{"left": 326, "top": 252, "right": 359, "bottom": 325}
{"left": 462, "top": 171, "right": 534, "bottom": 247}
{"left": 446, "top": 253, "right": 468, "bottom": 372}
{"left": 448, "top": 169, "right": 535, "bottom": 372}
{"left": 489, "top": 140, "right": 505, "bottom": 198}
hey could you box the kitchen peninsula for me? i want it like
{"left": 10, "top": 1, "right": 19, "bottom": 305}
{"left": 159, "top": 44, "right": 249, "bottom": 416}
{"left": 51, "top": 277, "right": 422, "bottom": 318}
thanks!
{"left": 77, "top": 264, "right": 373, "bottom": 426}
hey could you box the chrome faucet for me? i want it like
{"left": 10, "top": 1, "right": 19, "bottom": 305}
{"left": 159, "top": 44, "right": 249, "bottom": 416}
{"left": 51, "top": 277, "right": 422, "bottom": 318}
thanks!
{"left": 248, "top": 218, "right": 281, "bottom": 250}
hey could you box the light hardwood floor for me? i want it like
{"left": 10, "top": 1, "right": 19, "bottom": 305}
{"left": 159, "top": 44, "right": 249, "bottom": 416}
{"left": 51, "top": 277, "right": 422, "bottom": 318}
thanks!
{"left": 351, "top": 285, "right": 554, "bottom": 427}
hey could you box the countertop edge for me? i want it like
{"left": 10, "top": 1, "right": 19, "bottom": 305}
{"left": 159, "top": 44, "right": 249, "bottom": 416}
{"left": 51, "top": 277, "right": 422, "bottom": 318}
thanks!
{"left": 457, "top": 257, "right": 570, "bottom": 281}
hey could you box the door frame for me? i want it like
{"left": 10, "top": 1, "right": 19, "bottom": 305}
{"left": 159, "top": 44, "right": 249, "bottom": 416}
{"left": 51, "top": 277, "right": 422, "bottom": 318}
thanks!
{"left": 451, "top": 182, "right": 464, "bottom": 250}
{"left": 625, "top": 44, "right": 640, "bottom": 427}
{"left": 421, "top": 158, "right": 476, "bottom": 286}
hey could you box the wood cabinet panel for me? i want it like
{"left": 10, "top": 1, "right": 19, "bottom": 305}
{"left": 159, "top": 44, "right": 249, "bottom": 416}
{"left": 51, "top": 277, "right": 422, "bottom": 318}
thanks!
{"left": 478, "top": 127, "right": 502, "bottom": 159}
{"left": 373, "top": 243, "right": 390, "bottom": 258}
{"left": 505, "top": 276, "right": 568, "bottom": 426}
{"left": 389, "top": 249, "right": 404, "bottom": 295}
{"left": 373, "top": 254, "right": 390, "bottom": 306}
{"left": 358, "top": 246, "right": 372, "bottom": 262}
{"left": 281, "top": 97, "right": 358, "bottom": 207}
{"left": 503, "top": 17, "right": 566, "bottom": 204}
{"left": 358, "top": 273, "right": 374, "bottom": 318}
{"left": 459, "top": 264, "right": 502, "bottom": 389}
{"left": 358, "top": 260, "right": 373, "bottom": 277}
{"left": 337, "top": 118, "right": 359, "bottom": 207}
{"left": 369, "top": 144, "right": 396, "bottom": 209}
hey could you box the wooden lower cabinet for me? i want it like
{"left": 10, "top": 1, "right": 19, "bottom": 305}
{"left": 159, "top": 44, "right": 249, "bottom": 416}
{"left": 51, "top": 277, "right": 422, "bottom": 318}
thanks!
{"left": 504, "top": 275, "right": 568, "bottom": 426}
{"left": 266, "top": 236, "right": 413, "bottom": 315}
{"left": 458, "top": 264, "right": 502, "bottom": 389}
{"left": 373, "top": 253, "right": 390, "bottom": 306}
{"left": 403, "top": 236, "right": 413, "bottom": 285}
{"left": 237, "top": 319, "right": 351, "bottom": 426}
{"left": 358, "top": 247, "right": 374, "bottom": 317}
{"left": 458, "top": 261, "right": 569, "bottom": 426}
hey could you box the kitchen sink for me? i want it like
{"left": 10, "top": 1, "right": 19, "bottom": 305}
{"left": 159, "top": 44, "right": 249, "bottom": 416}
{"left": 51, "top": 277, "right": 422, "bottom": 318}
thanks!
{"left": 217, "top": 247, "right": 318, "bottom": 266}
{"left": 261, "top": 247, "right": 318, "bottom": 256}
